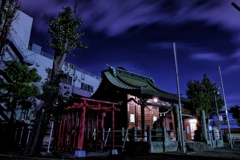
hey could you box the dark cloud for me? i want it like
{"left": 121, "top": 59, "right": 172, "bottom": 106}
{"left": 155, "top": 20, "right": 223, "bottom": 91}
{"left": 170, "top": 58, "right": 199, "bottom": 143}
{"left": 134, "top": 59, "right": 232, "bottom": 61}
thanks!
{"left": 20, "top": 0, "right": 240, "bottom": 106}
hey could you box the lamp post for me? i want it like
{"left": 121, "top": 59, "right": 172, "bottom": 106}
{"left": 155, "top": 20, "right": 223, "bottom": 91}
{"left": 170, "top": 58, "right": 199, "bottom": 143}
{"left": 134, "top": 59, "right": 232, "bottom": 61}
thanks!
{"left": 214, "top": 89, "right": 221, "bottom": 130}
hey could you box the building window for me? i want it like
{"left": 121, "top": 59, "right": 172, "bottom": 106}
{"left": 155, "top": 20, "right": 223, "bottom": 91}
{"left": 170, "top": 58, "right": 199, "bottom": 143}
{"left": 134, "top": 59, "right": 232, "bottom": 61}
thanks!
{"left": 81, "top": 82, "right": 93, "bottom": 92}
{"left": 222, "top": 115, "right": 227, "bottom": 121}
{"left": 81, "top": 73, "right": 85, "bottom": 80}
{"left": 47, "top": 69, "right": 72, "bottom": 85}
{"left": 61, "top": 75, "right": 72, "bottom": 85}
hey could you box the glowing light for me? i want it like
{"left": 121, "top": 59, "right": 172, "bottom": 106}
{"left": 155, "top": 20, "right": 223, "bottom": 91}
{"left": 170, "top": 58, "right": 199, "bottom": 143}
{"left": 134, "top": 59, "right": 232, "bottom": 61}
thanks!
{"left": 189, "top": 119, "right": 197, "bottom": 123}
{"left": 153, "top": 97, "right": 158, "bottom": 103}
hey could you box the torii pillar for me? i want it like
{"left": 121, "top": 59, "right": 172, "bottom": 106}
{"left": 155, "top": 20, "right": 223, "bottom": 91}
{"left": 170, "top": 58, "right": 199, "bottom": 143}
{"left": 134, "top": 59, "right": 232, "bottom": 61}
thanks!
{"left": 75, "top": 106, "right": 86, "bottom": 158}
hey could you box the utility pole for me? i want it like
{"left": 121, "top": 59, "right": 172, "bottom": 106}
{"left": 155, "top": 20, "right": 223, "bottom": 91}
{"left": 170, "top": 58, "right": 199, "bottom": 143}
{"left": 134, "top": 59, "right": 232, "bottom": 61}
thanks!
{"left": 219, "top": 66, "right": 233, "bottom": 149}
{"left": 173, "top": 42, "right": 185, "bottom": 153}
{"left": 232, "top": 2, "right": 240, "bottom": 11}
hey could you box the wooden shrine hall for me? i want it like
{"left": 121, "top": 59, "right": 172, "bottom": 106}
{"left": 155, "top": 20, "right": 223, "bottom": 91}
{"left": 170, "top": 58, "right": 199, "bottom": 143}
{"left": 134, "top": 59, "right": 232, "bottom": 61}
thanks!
{"left": 54, "top": 65, "right": 189, "bottom": 156}
{"left": 91, "top": 65, "right": 189, "bottom": 140}
{"left": 54, "top": 97, "right": 120, "bottom": 155}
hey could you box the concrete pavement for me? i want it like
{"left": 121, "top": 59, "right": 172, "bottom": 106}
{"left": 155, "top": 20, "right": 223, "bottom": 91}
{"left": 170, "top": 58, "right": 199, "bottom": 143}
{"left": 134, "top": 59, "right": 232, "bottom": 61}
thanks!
{"left": 0, "top": 143, "right": 239, "bottom": 159}
{"left": 164, "top": 143, "right": 240, "bottom": 160}
{"left": 185, "top": 143, "right": 240, "bottom": 159}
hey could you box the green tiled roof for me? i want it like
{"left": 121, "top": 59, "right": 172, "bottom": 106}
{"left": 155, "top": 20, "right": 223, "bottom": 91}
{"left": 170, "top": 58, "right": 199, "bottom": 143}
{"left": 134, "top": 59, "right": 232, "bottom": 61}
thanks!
{"left": 100, "top": 65, "right": 188, "bottom": 103}
{"left": 104, "top": 72, "right": 139, "bottom": 90}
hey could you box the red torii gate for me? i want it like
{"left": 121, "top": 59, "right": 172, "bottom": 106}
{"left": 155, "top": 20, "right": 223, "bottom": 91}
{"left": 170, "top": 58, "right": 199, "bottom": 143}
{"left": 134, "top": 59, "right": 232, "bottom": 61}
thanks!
{"left": 55, "top": 97, "right": 120, "bottom": 152}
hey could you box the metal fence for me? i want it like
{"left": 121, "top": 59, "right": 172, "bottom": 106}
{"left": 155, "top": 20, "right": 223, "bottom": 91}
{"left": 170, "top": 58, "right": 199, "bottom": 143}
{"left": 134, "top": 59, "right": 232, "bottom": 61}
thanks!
{"left": 0, "top": 122, "right": 30, "bottom": 151}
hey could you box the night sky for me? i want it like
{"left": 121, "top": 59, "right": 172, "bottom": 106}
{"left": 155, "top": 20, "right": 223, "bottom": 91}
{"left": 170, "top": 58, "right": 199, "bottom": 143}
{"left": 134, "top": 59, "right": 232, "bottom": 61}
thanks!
{"left": 20, "top": 0, "right": 240, "bottom": 107}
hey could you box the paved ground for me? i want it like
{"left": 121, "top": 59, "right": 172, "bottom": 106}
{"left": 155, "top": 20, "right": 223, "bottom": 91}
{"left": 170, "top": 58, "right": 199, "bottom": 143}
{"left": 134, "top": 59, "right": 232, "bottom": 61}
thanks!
{"left": 0, "top": 143, "right": 239, "bottom": 159}
{"left": 183, "top": 143, "right": 240, "bottom": 159}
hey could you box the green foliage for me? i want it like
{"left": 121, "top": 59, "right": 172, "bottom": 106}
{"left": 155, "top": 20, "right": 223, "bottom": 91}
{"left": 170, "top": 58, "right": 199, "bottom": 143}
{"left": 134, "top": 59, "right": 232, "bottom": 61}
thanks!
{"left": 0, "top": 61, "right": 41, "bottom": 119}
{"left": 38, "top": 2, "right": 89, "bottom": 112}
{"left": 0, "top": 0, "right": 20, "bottom": 55}
{"left": 38, "top": 81, "right": 65, "bottom": 112}
{"left": 46, "top": 2, "right": 87, "bottom": 55}
{"left": 42, "top": 2, "right": 87, "bottom": 110}
{"left": 230, "top": 105, "right": 240, "bottom": 125}
{"left": 186, "top": 74, "right": 224, "bottom": 119}
{"left": 45, "top": 2, "right": 87, "bottom": 84}
{"left": 24, "top": 3, "right": 88, "bottom": 156}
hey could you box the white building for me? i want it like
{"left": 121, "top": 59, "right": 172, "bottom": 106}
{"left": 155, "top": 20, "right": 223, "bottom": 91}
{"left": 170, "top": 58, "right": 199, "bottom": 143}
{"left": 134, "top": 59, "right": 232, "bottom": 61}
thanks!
{"left": 0, "top": 10, "right": 101, "bottom": 122}
{"left": 29, "top": 43, "right": 101, "bottom": 98}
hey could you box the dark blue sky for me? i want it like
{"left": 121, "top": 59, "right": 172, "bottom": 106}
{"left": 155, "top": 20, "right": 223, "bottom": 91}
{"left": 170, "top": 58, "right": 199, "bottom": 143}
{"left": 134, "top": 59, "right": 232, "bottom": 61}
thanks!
{"left": 21, "top": 0, "right": 240, "bottom": 107}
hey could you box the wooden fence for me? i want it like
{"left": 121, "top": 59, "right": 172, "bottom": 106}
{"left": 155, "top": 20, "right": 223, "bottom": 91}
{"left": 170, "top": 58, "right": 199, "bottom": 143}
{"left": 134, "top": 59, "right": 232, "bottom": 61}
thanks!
{"left": 0, "top": 121, "right": 224, "bottom": 153}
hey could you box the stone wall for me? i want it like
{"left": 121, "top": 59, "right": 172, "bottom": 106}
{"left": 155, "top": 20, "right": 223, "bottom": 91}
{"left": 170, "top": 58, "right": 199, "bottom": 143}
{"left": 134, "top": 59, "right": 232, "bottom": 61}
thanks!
{"left": 150, "top": 141, "right": 178, "bottom": 153}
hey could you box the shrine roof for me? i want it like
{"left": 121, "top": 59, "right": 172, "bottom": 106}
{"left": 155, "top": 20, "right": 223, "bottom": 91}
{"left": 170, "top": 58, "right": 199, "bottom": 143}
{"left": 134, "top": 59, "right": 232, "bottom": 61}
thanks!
{"left": 92, "top": 65, "right": 188, "bottom": 104}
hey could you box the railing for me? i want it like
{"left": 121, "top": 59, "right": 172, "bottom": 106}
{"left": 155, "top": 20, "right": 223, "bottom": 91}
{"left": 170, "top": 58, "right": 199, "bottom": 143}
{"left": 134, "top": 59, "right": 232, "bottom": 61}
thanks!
{"left": 0, "top": 122, "right": 31, "bottom": 150}
{"left": 3, "top": 122, "right": 225, "bottom": 153}
{"left": 53, "top": 124, "right": 176, "bottom": 152}
{"left": 207, "top": 129, "right": 223, "bottom": 140}
{"left": 102, "top": 127, "right": 173, "bottom": 150}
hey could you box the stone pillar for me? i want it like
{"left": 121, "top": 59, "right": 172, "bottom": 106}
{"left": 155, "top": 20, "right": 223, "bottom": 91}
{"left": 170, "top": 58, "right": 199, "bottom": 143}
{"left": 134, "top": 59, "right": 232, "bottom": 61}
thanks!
{"left": 147, "top": 126, "right": 152, "bottom": 144}
{"left": 201, "top": 110, "right": 208, "bottom": 142}
{"left": 133, "top": 127, "right": 137, "bottom": 142}
{"left": 153, "top": 119, "right": 163, "bottom": 141}
{"left": 173, "top": 106, "right": 181, "bottom": 146}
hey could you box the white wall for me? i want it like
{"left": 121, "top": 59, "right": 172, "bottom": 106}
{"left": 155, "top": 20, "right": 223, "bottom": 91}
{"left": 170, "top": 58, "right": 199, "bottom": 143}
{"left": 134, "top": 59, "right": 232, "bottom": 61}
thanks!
{"left": 10, "top": 10, "right": 33, "bottom": 51}
{"left": 30, "top": 49, "right": 101, "bottom": 97}
{"left": 33, "top": 53, "right": 53, "bottom": 81}
{"left": 0, "top": 10, "right": 101, "bottom": 122}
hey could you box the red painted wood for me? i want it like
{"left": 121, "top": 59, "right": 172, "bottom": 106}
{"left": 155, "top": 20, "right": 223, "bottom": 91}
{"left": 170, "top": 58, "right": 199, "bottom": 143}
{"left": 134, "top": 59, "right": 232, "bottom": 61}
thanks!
{"left": 90, "top": 112, "right": 94, "bottom": 150}
{"left": 95, "top": 113, "right": 99, "bottom": 150}
{"left": 68, "top": 112, "right": 74, "bottom": 148}
{"left": 77, "top": 106, "right": 86, "bottom": 150}
{"left": 64, "top": 113, "right": 69, "bottom": 148}
{"left": 60, "top": 115, "right": 66, "bottom": 148}
{"left": 58, "top": 98, "right": 119, "bottom": 151}
{"left": 111, "top": 105, "right": 115, "bottom": 149}
{"left": 73, "top": 111, "right": 78, "bottom": 148}
{"left": 81, "top": 97, "right": 117, "bottom": 105}
{"left": 101, "top": 112, "right": 105, "bottom": 151}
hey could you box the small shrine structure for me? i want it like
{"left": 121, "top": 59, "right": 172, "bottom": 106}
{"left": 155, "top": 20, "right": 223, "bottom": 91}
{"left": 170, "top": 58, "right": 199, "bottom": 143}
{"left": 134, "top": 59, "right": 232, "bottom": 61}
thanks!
{"left": 54, "top": 97, "right": 120, "bottom": 157}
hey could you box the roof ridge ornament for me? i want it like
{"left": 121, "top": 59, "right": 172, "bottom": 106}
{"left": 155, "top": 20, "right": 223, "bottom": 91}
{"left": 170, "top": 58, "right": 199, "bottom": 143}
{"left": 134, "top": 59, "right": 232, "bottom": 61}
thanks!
{"left": 106, "top": 64, "right": 117, "bottom": 76}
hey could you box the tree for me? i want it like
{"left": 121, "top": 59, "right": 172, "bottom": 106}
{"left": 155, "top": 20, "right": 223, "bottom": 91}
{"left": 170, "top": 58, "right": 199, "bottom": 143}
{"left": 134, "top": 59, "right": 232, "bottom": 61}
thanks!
{"left": 0, "top": 60, "right": 41, "bottom": 123}
{"left": 0, "top": 0, "right": 20, "bottom": 56}
{"left": 185, "top": 74, "right": 224, "bottom": 120}
{"left": 230, "top": 105, "right": 240, "bottom": 125}
{"left": 46, "top": 2, "right": 87, "bottom": 84}
{"left": 24, "top": 3, "right": 87, "bottom": 156}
